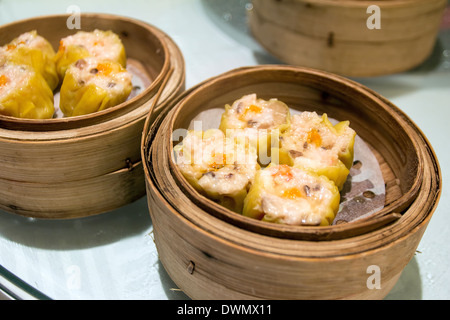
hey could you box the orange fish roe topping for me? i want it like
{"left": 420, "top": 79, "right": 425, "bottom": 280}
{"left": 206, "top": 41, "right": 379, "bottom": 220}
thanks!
{"left": 5, "top": 41, "right": 26, "bottom": 51}
{"left": 240, "top": 104, "right": 262, "bottom": 120}
{"left": 246, "top": 104, "right": 262, "bottom": 114}
{"left": 0, "top": 74, "right": 9, "bottom": 87}
{"left": 57, "top": 40, "right": 65, "bottom": 52}
{"left": 96, "top": 62, "right": 113, "bottom": 76}
{"left": 6, "top": 44, "right": 16, "bottom": 51}
{"left": 272, "top": 164, "right": 293, "bottom": 182}
{"left": 281, "top": 187, "right": 303, "bottom": 200}
{"left": 209, "top": 153, "right": 227, "bottom": 170}
{"left": 307, "top": 128, "right": 322, "bottom": 147}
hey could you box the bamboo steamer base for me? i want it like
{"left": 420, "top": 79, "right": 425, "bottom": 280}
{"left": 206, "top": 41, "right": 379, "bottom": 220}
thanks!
{"left": 149, "top": 190, "right": 420, "bottom": 300}
{"left": 249, "top": 0, "right": 447, "bottom": 77}
{"left": 0, "top": 14, "right": 185, "bottom": 219}
{"left": 142, "top": 66, "right": 441, "bottom": 300}
{"left": 145, "top": 136, "right": 437, "bottom": 299}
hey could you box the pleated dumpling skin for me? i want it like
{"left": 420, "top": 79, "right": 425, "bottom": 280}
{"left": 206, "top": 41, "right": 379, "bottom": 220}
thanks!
{"left": 59, "top": 57, "right": 132, "bottom": 117}
{"left": 174, "top": 129, "right": 260, "bottom": 213}
{"left": 277, "top": 112, "right": 356, "bottom": 190}
{"left": 243, "top": 164, "right": 340, "bottom": 226}
{"left": 219, "top": 94, "right": 290, "bottom": 165}
{"left": 1, "top": 31, "right": 59, "bottom": 91}
{"left": 0, "top": 64, "right": 55, "bottom": 119}
{"left": 55, "top": 30, "right": 127, "bottom": 80}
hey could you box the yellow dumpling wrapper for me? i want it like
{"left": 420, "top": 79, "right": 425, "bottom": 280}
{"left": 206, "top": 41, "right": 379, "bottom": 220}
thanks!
{"left": 59, "top": 58, "right": 132, "bottom": 117}
{"left": 55, "top": 29, "right": 127, "bottom": 80}
{"left": 334, "top": 120, "right": 356, "bottom": 169}
{"left": 219, "top": 94, "right": 291, "bottom": 166}
{"left": 275, "top": 112, "right": 356, "bottom": 190}
{"left": 0, "top": 64, "right": 55, "bottom": 119}
{"left": 54, "top": 44, "right": 90, "bottom": 81}
{"left": 174, "top": 129, "right": 260, "bottom": 213}
{"left": 1, "top": 31, "right": 59, "bottom": 91}
{"left": 243, "top": 164, "right": 340, "bottom": 226}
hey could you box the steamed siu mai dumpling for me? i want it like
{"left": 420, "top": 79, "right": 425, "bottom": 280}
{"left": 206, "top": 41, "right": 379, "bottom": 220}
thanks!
{"left": 1, "top": 31, "right": 59, "bottom": 91}
{"left": 55, "top": 29, "right": 127, "bottom": 79}
{"left": 277, "top": 112, "right": 356, "bottom": 190}
{"left": 243, "top": 164, "right": 340, "bottom": 226}
{"left": 174, "top": 129, "right": 260, "bottom": 213}
{"left": 59, "top": 57, "right": 132, "bottom": 117}
{"left": 219, "top": 94, "right": 290, "bottom": 165}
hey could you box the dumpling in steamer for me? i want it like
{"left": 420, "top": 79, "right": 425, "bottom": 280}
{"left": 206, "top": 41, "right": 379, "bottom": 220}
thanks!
{"left": 55, "top": 29, "right": 127, "bottom": 79}
{"left": 59, "top": 57, "right": 132, "bottom": 117}
{"left": 219, "top": 94, "right": 290, "bottom": 165}
{"left": 243, "top": 164, "right": 340, "bottom": 226}
{"left": 174, "top": 129, "right": 260, "bottom": 213}
{"left": 0, "top": 63, "right": 55, "bottom": 119}
{"left": 277, "top": 112, "right": 356, "bottom": 190}
{"left": 0, "top": 31, "right": 59, "bottom": 91}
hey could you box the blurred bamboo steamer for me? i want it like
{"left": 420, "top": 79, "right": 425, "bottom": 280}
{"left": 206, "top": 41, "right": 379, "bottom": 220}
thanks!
{"left": 248, "top": 0, "right": 447, "bottom": 77}
{"left": 0, "top": 14, "right": 185, "bottom": 219}
{"left": 142, "top": 65, "right": 441, "bottom": 300}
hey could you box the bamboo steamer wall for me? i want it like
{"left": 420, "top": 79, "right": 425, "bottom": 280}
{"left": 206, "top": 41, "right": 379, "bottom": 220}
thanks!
{"left": 249, "top": 0, "right": 447, "bottom": 77}
{"left": 0, "top": 14, "right": 185, "bottom": 219}
{"left": 142, "top": 66, "right": 441, "bottom": 300}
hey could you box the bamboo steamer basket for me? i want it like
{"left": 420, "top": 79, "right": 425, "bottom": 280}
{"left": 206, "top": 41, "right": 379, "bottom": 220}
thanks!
{"left": 248, "top": 0, "right": 447, "bottom": 77}
{"left": 0, "top": 14, "right": 185, "bottom": 219}
{"left": 142, "top": 65, "right": 441, "bottom": 300}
